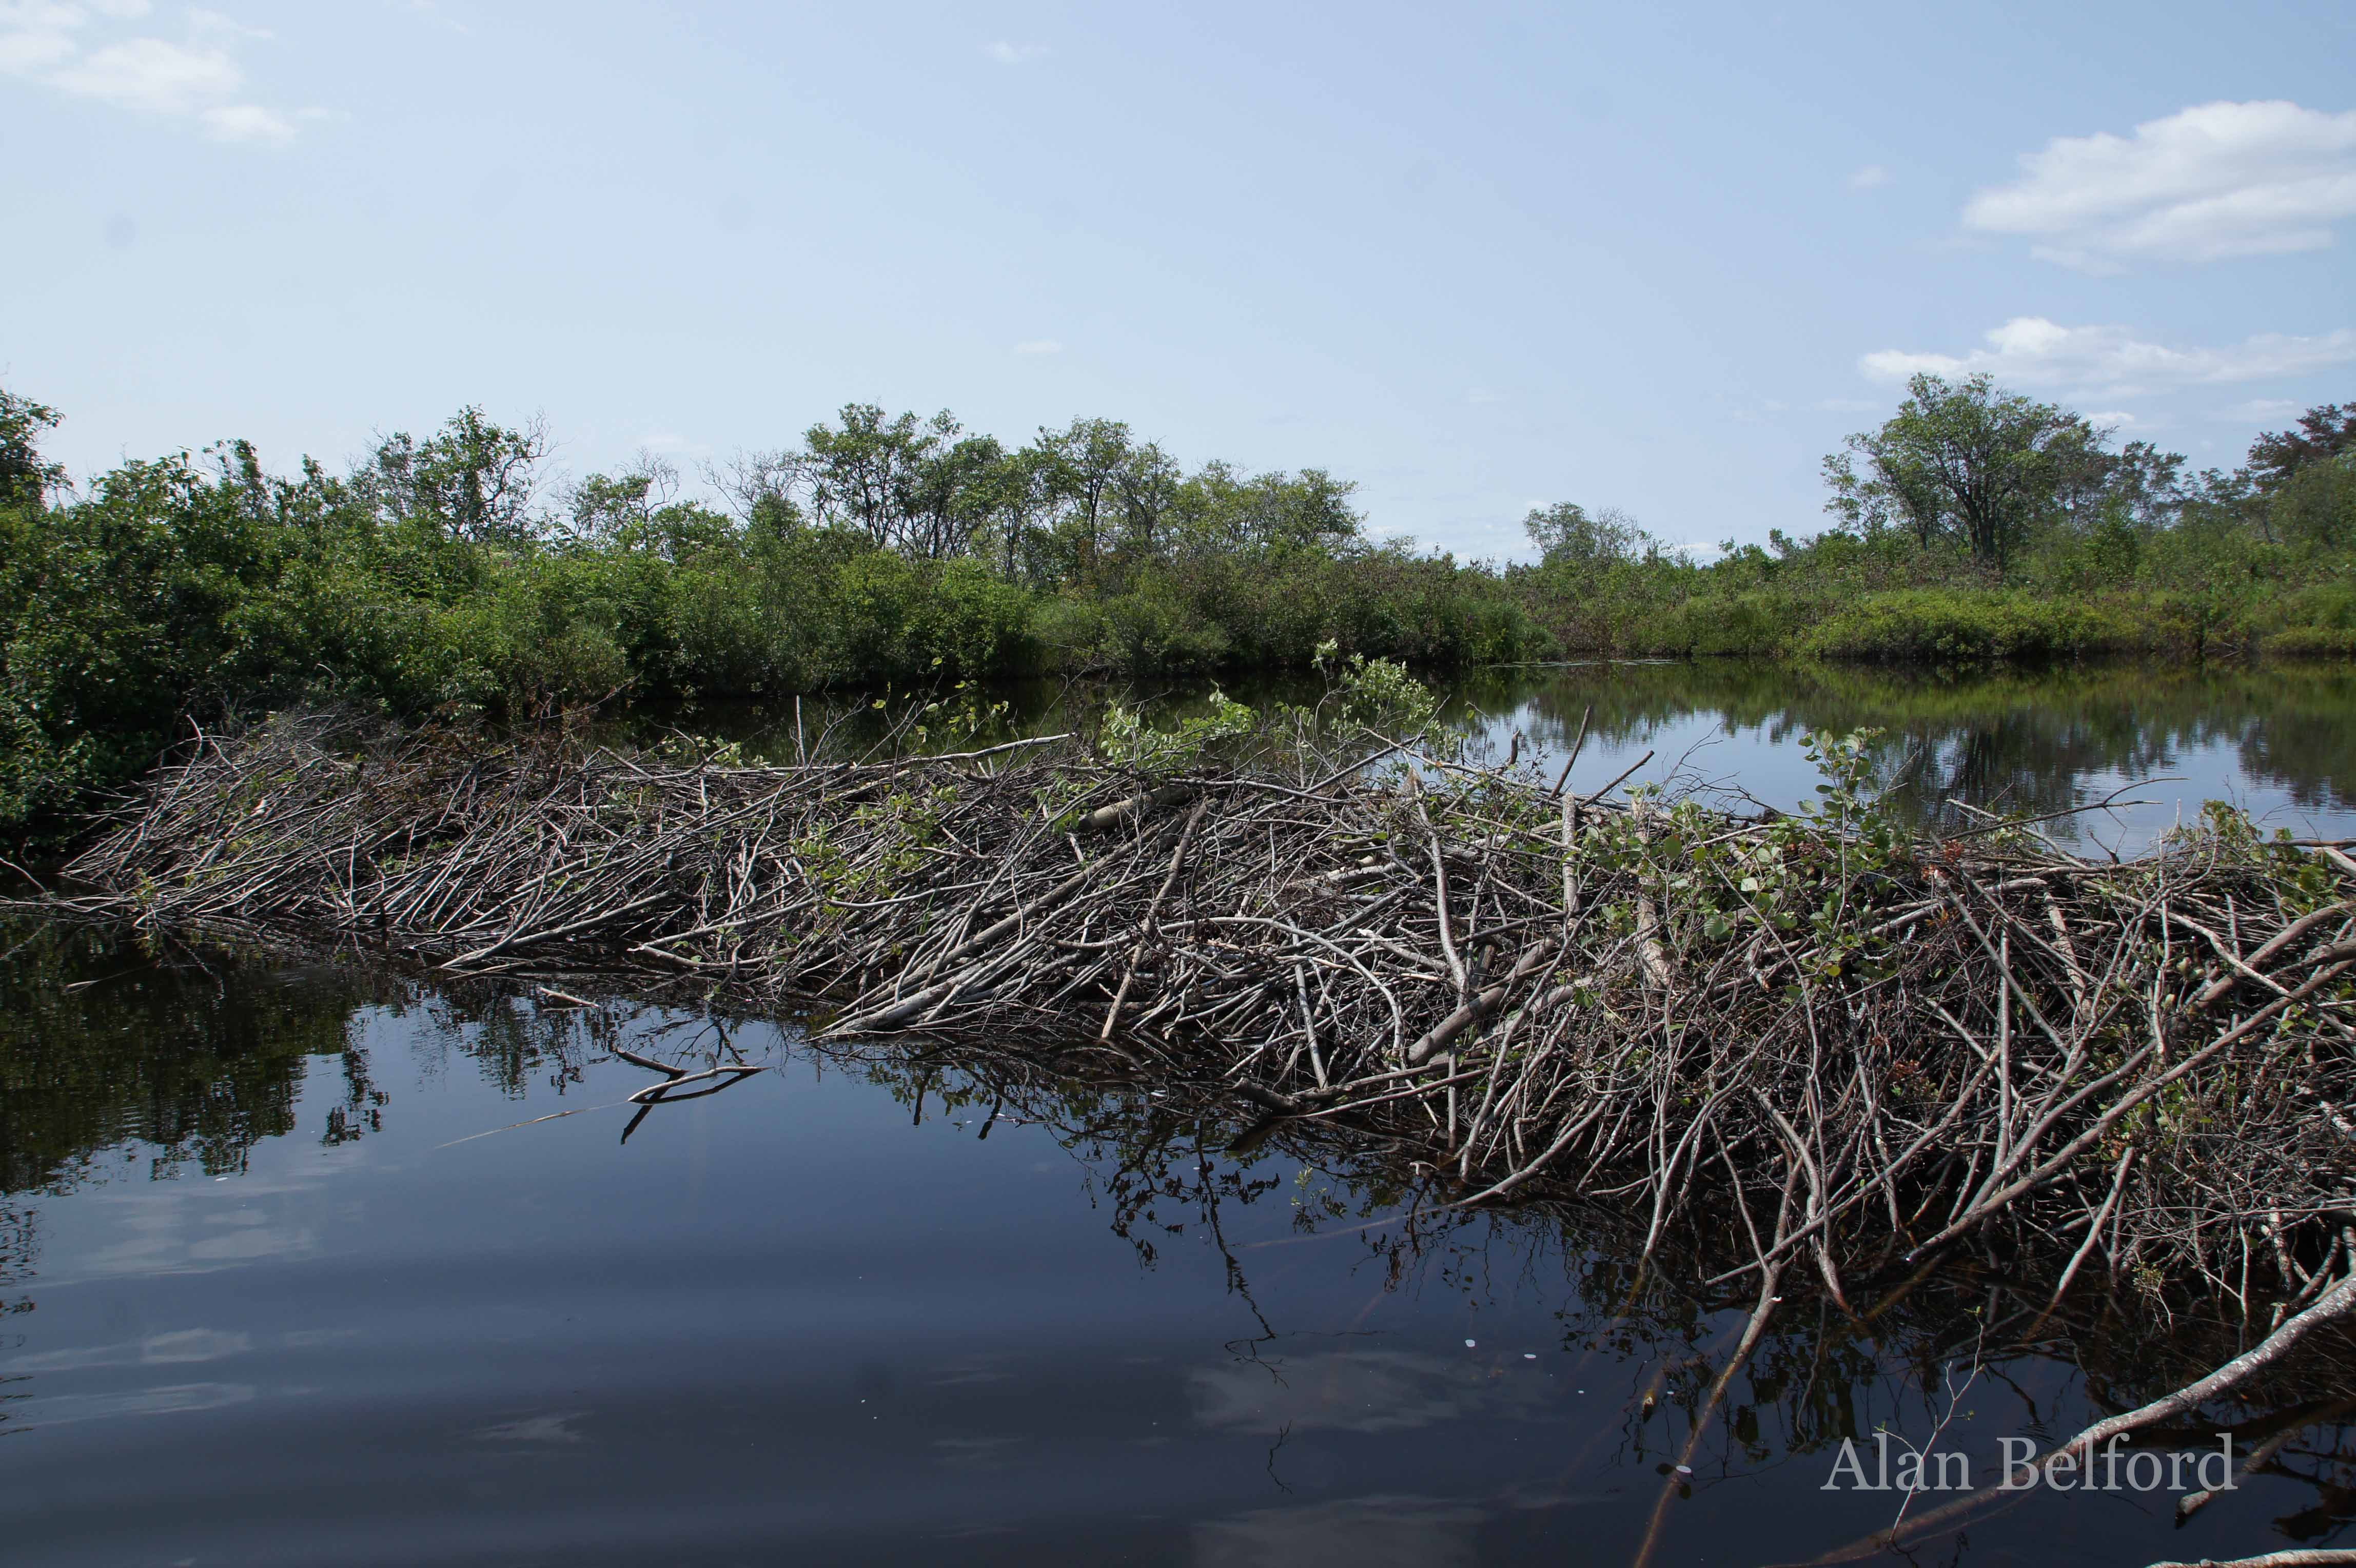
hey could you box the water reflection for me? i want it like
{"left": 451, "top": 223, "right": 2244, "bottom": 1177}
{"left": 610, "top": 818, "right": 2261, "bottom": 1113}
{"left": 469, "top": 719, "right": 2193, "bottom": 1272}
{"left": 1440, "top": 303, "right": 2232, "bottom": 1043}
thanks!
{"left": 0, "top": 922, "right": 361, "bottom": 1191}
{"left": 1446, "top": 660, "right": 2356, "bottom": 848}
{"left": 684, "top": 660, "right": 2356, "bottom": 853}
{"left": 1, "top": 917, "right": 2352, "bottom": 1565}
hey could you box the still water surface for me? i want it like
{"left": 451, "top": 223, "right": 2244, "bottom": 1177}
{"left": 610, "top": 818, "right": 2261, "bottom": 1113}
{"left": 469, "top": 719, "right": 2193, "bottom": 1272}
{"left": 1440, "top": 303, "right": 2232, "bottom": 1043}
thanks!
{"left": 5, "top": 916, "right": 2351, "bottom": 1566}
{"left": 1442, "top": 660, "right": 2356, "bottom": 854}
{"left": 5, "top": 660, "right": 2353, "bottom": 1564}
{"left": 715, "top": 660, "right": 2356, "bottom": 855}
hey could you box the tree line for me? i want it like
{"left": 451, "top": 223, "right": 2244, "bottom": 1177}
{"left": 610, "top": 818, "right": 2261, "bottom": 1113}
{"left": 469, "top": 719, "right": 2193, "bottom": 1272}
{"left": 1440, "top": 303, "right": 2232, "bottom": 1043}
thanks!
{"left": 0, "top": 389, "right": 1539, "bottom": 845}
{"left": 315, "top": 398, "right": 1370, "bottom": 586}
{"left": 1519, "top": 376, "right": 2354, "bottom": 661}
{"left": 1, "top": 376, "right": 2349, "bottom": 846}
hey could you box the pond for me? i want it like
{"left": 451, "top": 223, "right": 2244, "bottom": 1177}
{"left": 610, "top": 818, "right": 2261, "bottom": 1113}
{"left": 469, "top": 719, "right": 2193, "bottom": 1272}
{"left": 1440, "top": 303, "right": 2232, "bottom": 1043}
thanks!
{"left": 4, "top": 912, "right": 2352, "bottom": 1566}
{"left": 693, "top": 659, "right": 2356, "bottom": 856}
{"left": 1445, "top": 659, "right": 2356, "bottom": 855}
{"left": 9, "top": 658, "right": 2356, "bottom": 1564}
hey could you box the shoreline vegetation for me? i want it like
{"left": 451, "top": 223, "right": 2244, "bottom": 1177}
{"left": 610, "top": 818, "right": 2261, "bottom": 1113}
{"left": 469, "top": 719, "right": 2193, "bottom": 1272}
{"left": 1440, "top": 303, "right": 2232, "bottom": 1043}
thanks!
{"left": 3, "top": 379, "right": 2352, "bottom": 847}
{"left": 18, "top": 658, "right": 2356, "bottom": 1556}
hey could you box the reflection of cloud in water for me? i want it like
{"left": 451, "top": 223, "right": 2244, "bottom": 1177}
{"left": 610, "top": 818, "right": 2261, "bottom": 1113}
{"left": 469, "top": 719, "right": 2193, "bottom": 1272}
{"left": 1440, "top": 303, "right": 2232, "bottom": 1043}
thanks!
{"left": 142, "top": 1327, "right": 253, "bottom": 1363}
{"left": 22, "top": 1382, "right": 255, "bottom": 1425}
{"left": 282, "top": 1327, "right": 362, "bottom": 1348}
{"left": 69, "top": 1192, "right": 320, "bottom": 1279}
{"left": 472, "top": 1411, "right": 587, "bottom": 1444}
{"left": 1190, "top": 1351, "right": 1552, "bottom": 1436}
{"left": 1193, "top": 1495, "right": 1487, "bottom": 1568}
{"left": 6, "top": 1327, "right": 251, "bottom": 1373}
{"left": 931, "top": 1435, "right": 1025, "bottom": 1470}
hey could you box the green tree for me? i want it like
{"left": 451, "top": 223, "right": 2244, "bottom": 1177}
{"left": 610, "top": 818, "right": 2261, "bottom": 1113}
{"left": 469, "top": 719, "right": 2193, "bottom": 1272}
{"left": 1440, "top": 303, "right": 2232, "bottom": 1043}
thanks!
{"left": 0, "top": 389, "right": 65, "bottom": 510}
{"left": 355, "top": 406, "right": 549, "bottom": 544}
{"left": 1168, "top": 463, "right": 1363, "bottom": 557}
{"left": 706, "top": 448, "right": 807, "bottom": 540}
{"left": 800, "top": 404, "right": 935, "bottom": 549}
{"left": 1, "top": 452, "right": 312, "bottom": 836}
{"left": 2078, "top": 439, "right": 2186, "bottom": 529}
{"left": 1113, "top": 440, "right": 1183, "bottom": 556}
{"left": 2248, "top": 401, "right": 2354, "bottom": 494}
{"left": 564, "top": 457, "right": 739, "bottom": 561}
{"left": 904, "top": 430, "right": 1007, "bottom": 561}
{"left": 1523, "top": 501, "right": 1648, "bottom": 567}
{"left": 1034, "top": 416, "right": 1134, "bottom": 577}
{"left": 1250, "top": 467, "right": 1361, "bottom": 551}
{"left": 796, "top": 404, "right": 1007, "bottom": 559}
{"left": 1824, "top": 374, "right": 2104, "bottom": 567}
{"left": 2270, "top": 449, "right": 2355, "bottom": 552}
{"left": 963, "top": 444, "right": 1055, "bottom": 581}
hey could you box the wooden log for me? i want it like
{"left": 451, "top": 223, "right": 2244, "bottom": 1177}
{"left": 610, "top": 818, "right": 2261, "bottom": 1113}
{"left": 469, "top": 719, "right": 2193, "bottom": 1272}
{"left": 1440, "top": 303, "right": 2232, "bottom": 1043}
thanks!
{"left": 1404, "top": 939, "right": 1560, "bottom": 1066}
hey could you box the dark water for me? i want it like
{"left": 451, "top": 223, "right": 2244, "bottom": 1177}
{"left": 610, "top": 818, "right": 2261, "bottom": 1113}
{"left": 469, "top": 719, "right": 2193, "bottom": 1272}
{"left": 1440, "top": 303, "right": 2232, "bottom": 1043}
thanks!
{"left": 698, "top": 660, "right": 2356, "bottom": 856}
{"left": 5, "top": 918, "right": 2352, "bottom": 1566}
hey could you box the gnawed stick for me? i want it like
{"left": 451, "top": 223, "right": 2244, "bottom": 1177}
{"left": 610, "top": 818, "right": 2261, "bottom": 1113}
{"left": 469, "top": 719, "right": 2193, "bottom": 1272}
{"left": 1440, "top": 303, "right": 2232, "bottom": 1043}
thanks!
{"left": 1103, "top": 797, "right": 1211, "bottom": 1038}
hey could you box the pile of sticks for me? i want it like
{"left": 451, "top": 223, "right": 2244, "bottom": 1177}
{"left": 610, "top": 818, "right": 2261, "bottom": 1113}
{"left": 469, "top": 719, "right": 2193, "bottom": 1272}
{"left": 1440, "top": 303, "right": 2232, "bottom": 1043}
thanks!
{"left": 38, "top": 707, "right": 2356, "bottom": 1334}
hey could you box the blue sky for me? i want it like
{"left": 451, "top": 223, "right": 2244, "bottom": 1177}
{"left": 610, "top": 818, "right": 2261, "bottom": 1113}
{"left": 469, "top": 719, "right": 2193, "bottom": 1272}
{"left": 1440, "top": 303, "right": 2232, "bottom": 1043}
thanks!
{"left": 6, "top": 1, "right": 2353, "bottom": 558}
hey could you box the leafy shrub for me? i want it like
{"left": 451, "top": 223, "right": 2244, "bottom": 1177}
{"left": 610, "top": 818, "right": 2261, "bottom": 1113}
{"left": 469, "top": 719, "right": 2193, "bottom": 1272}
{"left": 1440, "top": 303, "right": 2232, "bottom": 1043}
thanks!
{"left": 2261, "top": 581, "right": 2356, "bottom": 658}
{"left": 1799, "top": 590, "right": 2140, "bottom": 664}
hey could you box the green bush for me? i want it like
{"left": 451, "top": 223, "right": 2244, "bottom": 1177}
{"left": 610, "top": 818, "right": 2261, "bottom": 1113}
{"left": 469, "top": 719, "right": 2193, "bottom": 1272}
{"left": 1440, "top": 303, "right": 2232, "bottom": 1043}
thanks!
{"left": 2260, "top": 581, "right": 2356, "bottom": 658}
{"left": 1800, "top": 590, "right": 2141, "bottom": 664}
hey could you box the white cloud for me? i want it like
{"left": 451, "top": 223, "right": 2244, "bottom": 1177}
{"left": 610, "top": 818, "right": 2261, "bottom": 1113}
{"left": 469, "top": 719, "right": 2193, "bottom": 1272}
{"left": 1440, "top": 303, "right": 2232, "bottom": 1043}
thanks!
{"left": 1849, "top": 164, "right": 1892, "bottom": 190}
{"left": 983, "top": 40, "right": 1045, "bottom": 64}
{"left": 1859, "top": 316, "right": 2356, "bottom": 398}
{"left": 2084, "top": 409, "right": 2139, "bottom": 429}
{"left": 0, "top": 24, "right": 71, "bottom": 69}
{"left": 1965, "top": 101, "right": 2356, "bottom": 270}
{"left": 51, "top": 35, "right": 239, "bottom": 110}
{"left": 0, "top": 0, "right": 83, "bottom": 73}
{"left": 2, "top": 5, "right": 310, "bottom": 143}
{"left": 0, "top": 0, "right": 134, "bottom": 23}
{"left": 1013, "top": 339, "right": 1063, "bottom": 355}
{"left": 201, "top": 101, "right": 292, "bottom": 142}
{"left": 189, "top": 8, "right": 271, "bottom": 40}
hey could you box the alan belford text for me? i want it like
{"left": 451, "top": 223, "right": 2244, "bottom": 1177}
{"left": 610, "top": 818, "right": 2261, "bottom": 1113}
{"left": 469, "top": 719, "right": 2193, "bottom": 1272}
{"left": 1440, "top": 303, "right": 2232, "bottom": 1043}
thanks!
{"left": 1823, "top": 1432, "right": 2239, "bottom": 1494}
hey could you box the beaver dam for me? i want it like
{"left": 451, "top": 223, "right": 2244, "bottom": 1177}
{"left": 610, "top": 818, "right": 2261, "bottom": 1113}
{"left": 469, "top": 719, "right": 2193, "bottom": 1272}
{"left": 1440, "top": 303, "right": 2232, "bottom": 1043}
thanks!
{"left": 26, "top": 678, "right": 2356, "bottom": 1560}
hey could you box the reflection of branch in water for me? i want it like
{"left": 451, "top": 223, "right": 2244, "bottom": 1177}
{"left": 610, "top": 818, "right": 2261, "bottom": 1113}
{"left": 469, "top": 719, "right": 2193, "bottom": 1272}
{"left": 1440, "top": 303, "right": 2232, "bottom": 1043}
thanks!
{"left": 610, "top": 1034, "right": 768, "bottom": 1144}
{"left": 2180, "top": 1399, "right": 2356, "bottom": 1521}
{"left": 1889, "top": 1315, "right": 1987, "bottom": 1536}
{"left": 434, "top": 1016, "right": 773, "bottom": 1148}
{"left": 1197, "top": 1148, "right": 1279, "bottom": 1351}
{"left": 1264, "top": 1420, "right": 1293, "bottom": 1494}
